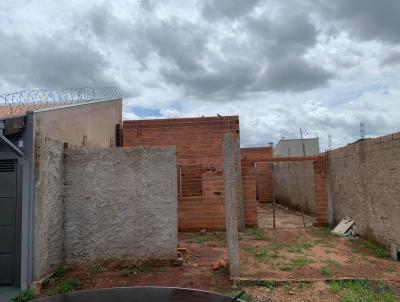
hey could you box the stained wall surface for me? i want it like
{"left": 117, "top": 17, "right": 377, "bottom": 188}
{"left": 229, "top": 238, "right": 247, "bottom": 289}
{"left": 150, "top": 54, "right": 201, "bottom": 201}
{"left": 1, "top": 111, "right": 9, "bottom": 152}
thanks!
{"left": 33, "top": 137, "right": 64, "bottom": 279}
{"left": 63, "top": 147, "right": 178, "bottom": 264}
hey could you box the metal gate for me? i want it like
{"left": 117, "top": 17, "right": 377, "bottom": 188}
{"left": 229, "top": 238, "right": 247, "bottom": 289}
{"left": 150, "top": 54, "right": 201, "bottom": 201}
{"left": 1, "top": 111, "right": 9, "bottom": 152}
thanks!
{"left": 0, "top": 159, "right": 17, "bottom": 285}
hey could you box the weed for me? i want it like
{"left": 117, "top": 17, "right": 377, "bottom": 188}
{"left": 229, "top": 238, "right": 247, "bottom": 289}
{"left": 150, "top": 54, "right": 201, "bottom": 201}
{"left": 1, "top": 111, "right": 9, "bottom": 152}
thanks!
{"left": 280, "top": 257, "right": 312, "bottom": 271}
{"left": 259, "top": 280, "right": 277, "bottom": 289}
{"left": 11, "top": 290, "right": 36, "bottom": 302}
{"left": 324, "top": 259, "right": 339, "bottom": 266}
{"left": 320, "top": 267, "right": 332, "bottom": 277}
{"left": 248, "top": 228, "right": 269, "bottom": 241}
{"left": 90, "top": 264, "right": 107, "bottom": 274}
{"left": 187, "top": 232, "right": 226, "bottom": 246}
{"left": 47, "top": 278, "right": 82, "bottom": 296}
{"left": 117, "top": 281, "right": 130, "bottom": 287}
{"left": 214, "top": 265, "right": 229, "bottom": 276}
{"left": 362, "top": 241, "right": 391, "bottom": 259}
{"left": 53, "top": 266, "right": 66, "bottom": 278}
{"left": 330, "top": 280, "right": 397, "bottom": 302}
{"left": 287, "top": 242, "right": 313, "bottom": 254}
{"left": 287, "top": 246, "right": 303, "bottom": 253}
{"left": 255, "top": 249, "right": 268, "bottom": 261}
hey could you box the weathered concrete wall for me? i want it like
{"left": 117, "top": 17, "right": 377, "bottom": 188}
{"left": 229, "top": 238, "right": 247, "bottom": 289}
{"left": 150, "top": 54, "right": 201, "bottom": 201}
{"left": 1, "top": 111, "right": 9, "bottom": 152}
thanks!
{"left": 273, "top": 161, "right": 316, "bottom": 216}
{"left": 63, "top": 147, "right": 177, "bottom": 264}
{"left": 33, "top": 136, "right": 64, "bottom": 279}
{"left": 328, "top": 133, "right": 400, "bottom": 249}
{"left": 33, "top": 99, "right": 122, "bottom": 148}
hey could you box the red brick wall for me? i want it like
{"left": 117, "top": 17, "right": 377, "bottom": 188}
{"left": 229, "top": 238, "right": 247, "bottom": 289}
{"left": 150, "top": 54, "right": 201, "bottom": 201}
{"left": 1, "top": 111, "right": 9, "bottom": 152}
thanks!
{"left": 313, "top": 160, "right": 328, "bottom": 226}
{"left": 240, "top": 160, "right": 258, "bottom": 227}
{"left": 122, "top": 116, "right": 245, "bottom": 231}
{"left": 241, "top": 147, "right": 273, "bottom": 203}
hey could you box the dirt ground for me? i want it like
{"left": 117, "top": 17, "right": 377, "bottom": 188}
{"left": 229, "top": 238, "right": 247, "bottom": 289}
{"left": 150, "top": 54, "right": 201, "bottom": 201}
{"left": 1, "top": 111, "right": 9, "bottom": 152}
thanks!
{"left": 40, "top": 226, "right": 400, "bottom": 301}
{"left": 258, "top": 203, "right": 314, "bottom": 228}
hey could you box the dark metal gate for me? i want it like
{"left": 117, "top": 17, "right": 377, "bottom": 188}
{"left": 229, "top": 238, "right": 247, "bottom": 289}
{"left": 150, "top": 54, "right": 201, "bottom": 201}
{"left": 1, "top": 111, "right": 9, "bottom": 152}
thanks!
{"left": 0, "top": 159, "right": 17, "bottom": 285}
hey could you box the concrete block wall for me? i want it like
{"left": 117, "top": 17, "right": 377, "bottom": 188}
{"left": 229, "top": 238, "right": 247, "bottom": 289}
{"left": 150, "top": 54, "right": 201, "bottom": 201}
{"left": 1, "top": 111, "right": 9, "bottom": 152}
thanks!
{"left": 241, "top": 147, "right": 273, "bottom": 203}
{"left": 272, "top": 161, "right": 316, "bottom": 216}
{"left": 63, "top": 147, "right": 178, "bottom": 264}
{"left": 328, "top": 132, "right": 400, "bottom": 249}
{"left": 269, "top": 156, "right": 328, "bottom": 226}
{"left": 122, "top": 116, "right": 245, "bottom": 231}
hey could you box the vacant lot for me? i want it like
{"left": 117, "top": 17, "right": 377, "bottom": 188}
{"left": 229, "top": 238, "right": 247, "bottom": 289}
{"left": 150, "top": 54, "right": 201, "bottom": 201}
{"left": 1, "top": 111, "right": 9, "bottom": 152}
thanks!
{"left": 28, "top": 227, "right": 400, "bottom": 302}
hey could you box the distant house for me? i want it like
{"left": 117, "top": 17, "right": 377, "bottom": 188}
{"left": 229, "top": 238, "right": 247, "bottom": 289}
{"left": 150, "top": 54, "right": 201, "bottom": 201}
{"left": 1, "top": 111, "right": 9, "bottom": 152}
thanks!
{"left": 274, "top": 138, "right": 320, "bottom": 157}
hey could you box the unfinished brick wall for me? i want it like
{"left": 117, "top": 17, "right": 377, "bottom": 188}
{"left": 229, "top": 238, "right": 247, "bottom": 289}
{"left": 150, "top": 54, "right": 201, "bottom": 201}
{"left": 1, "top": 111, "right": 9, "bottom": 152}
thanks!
{"left": 328, "top": 133, "right": 400, "bottom": 249}
{"left": 241, "top": 147, "right": 273, "bottom": 203}
{"left": 122, "top": 116, "right": 246, "bottom": 231}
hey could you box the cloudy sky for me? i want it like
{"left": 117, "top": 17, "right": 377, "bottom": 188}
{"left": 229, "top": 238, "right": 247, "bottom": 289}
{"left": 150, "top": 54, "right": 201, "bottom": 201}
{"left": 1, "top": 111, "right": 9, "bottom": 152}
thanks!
{"left": 1, "top": 0, "right": 400, "bottom": 149}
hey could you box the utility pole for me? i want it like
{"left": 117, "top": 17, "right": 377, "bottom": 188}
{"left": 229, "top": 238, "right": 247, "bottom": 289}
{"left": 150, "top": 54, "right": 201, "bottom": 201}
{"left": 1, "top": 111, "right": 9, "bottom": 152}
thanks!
{"left": 360, "top": 122, "right": 365, "bottom": 139}
{"left": 328, "top": 135, "right": 332, "bottom": 151}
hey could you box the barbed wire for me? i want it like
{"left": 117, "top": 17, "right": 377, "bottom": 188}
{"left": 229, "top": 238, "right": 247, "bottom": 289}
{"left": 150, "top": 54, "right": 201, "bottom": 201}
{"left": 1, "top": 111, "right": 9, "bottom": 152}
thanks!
{"left": 0, "top": 87, "right": 123, "bottom": 116}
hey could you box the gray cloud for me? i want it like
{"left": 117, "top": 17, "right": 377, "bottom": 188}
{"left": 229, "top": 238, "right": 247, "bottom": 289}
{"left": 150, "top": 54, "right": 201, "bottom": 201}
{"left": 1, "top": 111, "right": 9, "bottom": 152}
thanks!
{"left": 258, "top": 57, "right": 333, "bottom": 92}
{"left": 160, "top": 58, "right": 258, "bottom": 98}
{"left": 381, "top": 51, "right": 400, "bottom": 66}
{"left": 322, "top": 0, "right": 400, "bottom": 44}
{"left": 246, "top": 13, "right": 318, "bottom": 58}
{"left": 202, "top": 0, "right": 261, "bottom": 21}
{"left": 0, "top": 30, "right": 114, "bottom": 90}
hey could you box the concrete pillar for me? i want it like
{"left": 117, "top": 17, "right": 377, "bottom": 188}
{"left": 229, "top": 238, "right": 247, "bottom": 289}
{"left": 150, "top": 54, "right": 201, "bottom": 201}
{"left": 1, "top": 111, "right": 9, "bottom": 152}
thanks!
{"left": 223, "top": 133, "right": 240, "bottom": 277}
{"left": 391, "top": 243, "right": 399, "bottom": 261}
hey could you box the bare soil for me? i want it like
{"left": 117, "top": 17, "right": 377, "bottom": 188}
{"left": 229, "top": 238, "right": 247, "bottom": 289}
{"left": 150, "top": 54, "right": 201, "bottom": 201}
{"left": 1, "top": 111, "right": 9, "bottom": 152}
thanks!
{"left": 42, "top": 227, "right": 400, "bottom": 301}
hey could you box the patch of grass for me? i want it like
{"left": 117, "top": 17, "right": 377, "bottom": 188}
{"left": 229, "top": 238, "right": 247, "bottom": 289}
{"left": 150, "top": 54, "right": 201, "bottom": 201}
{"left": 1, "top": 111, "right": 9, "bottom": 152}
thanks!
{"left": 362, "top": 241, "right": 391, "bottom": 259}
{"left": 286, "top": 242, "right": 313, "bottom": 254}
{"left": 187, "top": 232, "right": 226, "bottom": 246}
{"left": 320, "top": 267, "right": 332, "bottom": 277}
{"left": 11, "top": 290, "right": 36, "bottom": 302}
{"left": 280, "top": 257, "right": 312, "bottom": 271}
{"left": 214, "top": 265, "right": 230, "bottom": 277}
{"left": 255, "top": 248, "right": 268, "bottom": 261}
{"left": 247, "top": 228, "right": 270, "bottom": 241}
{"left": 47, "top": 278, "right": 82, "bottom": 296}
{"left": 53, "top": 266, "right": 66, "bottom": 278}
{"left": 89, "top": 264, "right": 107, "bottom": 274}
{"left": 324, "top": 258, "right": 339, "bottom": 266}
{"left": 259, "top": 280, "right": 277, "bottom": 289}
{"left": 330, "top": 280, "right": 397, "bottom": 302}
{"left": 287, "top": 246, "right": 303, "bottom": 253}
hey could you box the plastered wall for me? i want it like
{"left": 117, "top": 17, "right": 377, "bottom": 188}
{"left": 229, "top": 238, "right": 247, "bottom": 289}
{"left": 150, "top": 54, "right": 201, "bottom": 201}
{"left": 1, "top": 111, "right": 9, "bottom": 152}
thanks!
{"left": 33, "top": 136, "right": 64, "bottom": 279}
{"left": 63, "top": 147, "right": 178, "bottom": 264}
